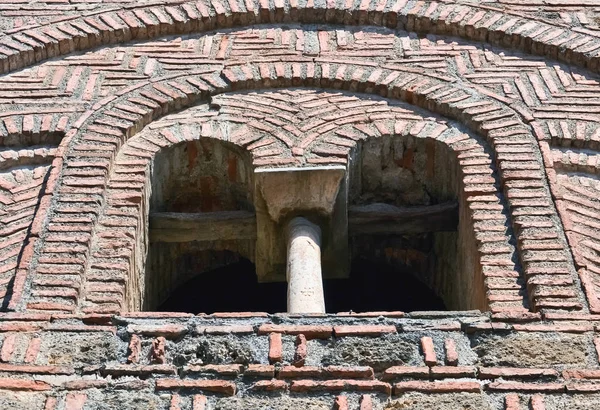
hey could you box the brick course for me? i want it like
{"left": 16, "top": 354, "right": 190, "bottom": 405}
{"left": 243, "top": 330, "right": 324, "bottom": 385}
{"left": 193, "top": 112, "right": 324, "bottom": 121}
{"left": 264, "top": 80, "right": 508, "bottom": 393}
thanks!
{"left": 0, "top": 312, "right": 597, "bottom": 408}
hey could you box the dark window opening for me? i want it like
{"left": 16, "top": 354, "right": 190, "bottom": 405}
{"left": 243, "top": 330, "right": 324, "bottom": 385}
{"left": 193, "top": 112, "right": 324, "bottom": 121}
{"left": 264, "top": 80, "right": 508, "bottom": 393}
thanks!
{"left": 157, "top": 258, "right": 445, "bottom": 314}
{"left": 325, "top": 258, "right": 446, "bottom": 312}
{"left": 157, "top": 259, "right": 287, "bottom": 314}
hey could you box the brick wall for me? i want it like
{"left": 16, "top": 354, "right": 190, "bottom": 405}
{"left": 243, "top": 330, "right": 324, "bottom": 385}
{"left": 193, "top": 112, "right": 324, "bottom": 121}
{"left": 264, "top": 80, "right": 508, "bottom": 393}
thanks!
{"left": 1, "top": 311, "right": 600, "bottom": 409}
{"left": 2, "top": 0, "right": 600, "bottom": 408}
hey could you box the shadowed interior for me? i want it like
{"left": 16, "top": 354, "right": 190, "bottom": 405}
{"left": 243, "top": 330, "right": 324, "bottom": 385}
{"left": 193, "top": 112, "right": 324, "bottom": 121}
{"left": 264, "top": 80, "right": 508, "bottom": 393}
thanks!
{"left": 158, "top": 257, "right": 446, "bottom": 313}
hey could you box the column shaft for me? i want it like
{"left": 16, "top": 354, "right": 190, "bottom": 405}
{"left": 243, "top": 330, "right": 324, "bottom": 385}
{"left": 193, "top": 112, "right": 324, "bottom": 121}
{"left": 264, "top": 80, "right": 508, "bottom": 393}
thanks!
{"left": 286, "top": 217, "right": 325, "bottom": 314}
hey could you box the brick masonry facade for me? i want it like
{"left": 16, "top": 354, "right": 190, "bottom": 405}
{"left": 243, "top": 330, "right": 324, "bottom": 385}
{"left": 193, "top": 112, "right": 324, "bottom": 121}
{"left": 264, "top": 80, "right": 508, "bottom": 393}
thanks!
{"left": 2, "top": 0, "right": 600, "bottom": 408}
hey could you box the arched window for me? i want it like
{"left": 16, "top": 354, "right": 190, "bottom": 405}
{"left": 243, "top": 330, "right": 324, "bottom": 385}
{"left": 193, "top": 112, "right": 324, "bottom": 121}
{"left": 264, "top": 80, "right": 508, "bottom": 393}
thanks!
{"left": 116, "top": 90, "right": 512, "bottom": 314}
{"left": 144, "top": 138, "right": 255, "bottom": 311}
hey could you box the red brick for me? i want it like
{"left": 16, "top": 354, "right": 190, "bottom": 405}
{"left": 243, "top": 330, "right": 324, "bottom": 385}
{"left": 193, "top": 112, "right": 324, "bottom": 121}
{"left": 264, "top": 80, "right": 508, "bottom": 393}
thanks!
{"left": 359, "top": 394, "right": 373, "bottom": 410}
{"left": 268, "top": 332, "right": 282, "bottom": 364}
{"left": 63, "top": 380, "right": 109, "bottom": 390}
{"left": 290, "top": 379, "right": 391, "bottom": 394}
{"left": 0, "top": 313, "right": 51, "bottom": 321}
{"left": 545, "top": 313, "right": 600, "bottom": 321}
{"left": 197, "top": 325, "right": 254, "bottom": 335}
{"left": 183, "top": 364, "right": 242, "bottom": 376}
{"left": 444, "top": 338, "right": 458, "bottom": 366}
{"left": 566, "top": 383, "right": 600, "bottom": 393}
{"left": 24, "top": 337, "right": 41, "bottom": 363}
{"left": 431, "top": 366, "right": 476, "bottom": 378}
{"left": 65, "top": 393, "right": 87, "bottom": 410}
{"left": 259, "top": 325, "right": 332, "bottom": 339}
{"left": 336, "top": 311, "right": 405, "bottom": 318}
{"left": 252, "top": 379, "right": 288, "bottom": 392}
{"left": 170, "top": 394, "right": 182, "bottom": 410}
{"left": 394, "top": 381, "right": 481, "bottom": 394}
{"left": 333, "top": 395, "right": 348, "bottom": 410}
{"left": 480, "top": 367, "right": 558, "bottom": 379}
{"left": 530, "top": 394, "right": 546, "bottom": 410}
{"left": 44, "top": 397, "right": 58, "bottom": 410}
{"left": 492, "top": 311, "right": 541, "bottom": 322}
{"left": 421, "top": 336, "right": 437, "bottom": 366}
{"left": 279, "top": 366, "right": 319, "bottom": 378}
{"left": 121, "top": 312, "right": 193, "bottom": 319}
{"left": 333, "top": 325, "right": 396, "bottom": 337}
{"left": 102, "top": 364, "right": 177, "bottom": 376}
{"left": 382, "top": 366, "right": 430, "bottom": 380}
{"left": 81, "top": 314, "right": 113, "bottom": 325}
{"left": 1, "top": 12, "right": 599, "bottom": 403}
{"left": 46, "top": 324, "right": 116, "bottom": 333}
{"left": 279, "top": 366, "right": 374, "bottom": 379}
{"left": 512, "top": 324, "right": 592, "bottom": 333}
{"left": 505, "top": 393, "right": 520, "bottom": 410}
{"left": 150, "top": 337, "right": 166, "bottom": 364}
{"left": 156, "top": 379, "right": 236, "bottom": 395}
{"left": 245, "top": 364, "right": 275, "bottom": 378}
{"left": 487, "top": 382, "right": 565, "bottom": 392}
{"left": 324, "top": 366, "right": 374, "bottom": 379}
{"left": 0, "top": 378, "right": 51, "bottom": 391}
{"left": 563, "top": 369, "right": 600, "bottom": 379}
{"left": 293, "top": 334, "right": 307, "bottom": 367}
{"left": 465, "top": 323, "right": 512, "bottom": 332}
{"left": 127, "top": 324, "right": 189, "bottom": 338}
{"left": 0, "top": 363, "right": 74, "bottom": 375}
{"left": 209, "top": 312, "right": 268, "bottom": 318}
{"left": 127, "top": 334, "right": 141, "bottom": 364}
{"left": 192, "top": 395, "right": 207, "bottom": 410}
{"left": 0, "top": 334, "right": 16, "bottom": 362}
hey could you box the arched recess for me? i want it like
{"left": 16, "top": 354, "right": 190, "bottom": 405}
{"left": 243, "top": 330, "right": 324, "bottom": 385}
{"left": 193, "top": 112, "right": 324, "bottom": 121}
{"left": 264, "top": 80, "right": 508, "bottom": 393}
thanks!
{"left": 2, "top": 0, "right": 600, "bottom": 77}
{"left": 10, "top": 28, "right": 587, "bottom": 315}
{"left": 95, "top": 89, "right": 510, "bottom": 313}
{"left": 143, "top": 137, "right": 255, "bottom": 310}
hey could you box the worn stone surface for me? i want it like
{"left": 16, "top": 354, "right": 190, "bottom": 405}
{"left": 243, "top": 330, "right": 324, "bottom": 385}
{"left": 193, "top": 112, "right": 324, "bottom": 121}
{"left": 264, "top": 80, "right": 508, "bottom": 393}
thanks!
{"left": 0, "top": 391, "right": 46, "bottom": 410}
{"left": 79, "top": 390, "right": 168, "bottom": 410}
{"left": 43, "top": 333, "right": 120, "bottom": 366}
{"left": 386, "top": 393, "right": 493, "bottom": 410}
{"left": 322, "top": 335, "right": 420, "bottom": 371}
{"left": 542, "top": 395, "right": 600, "bottom": 410}
{"left": 472, "top": 333, "right": 591, "bottom": 367}
{"left": 214, "top": 397, "right": 332, "bottom": 410}
{"left": 195, "top": 336, "right": 265, "bottom": 365}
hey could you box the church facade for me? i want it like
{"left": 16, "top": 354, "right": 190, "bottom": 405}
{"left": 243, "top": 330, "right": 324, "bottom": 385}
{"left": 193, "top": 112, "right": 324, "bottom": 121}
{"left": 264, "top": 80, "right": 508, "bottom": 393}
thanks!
{"left": 0, "top": 0, "right": 600, "bottom": 408}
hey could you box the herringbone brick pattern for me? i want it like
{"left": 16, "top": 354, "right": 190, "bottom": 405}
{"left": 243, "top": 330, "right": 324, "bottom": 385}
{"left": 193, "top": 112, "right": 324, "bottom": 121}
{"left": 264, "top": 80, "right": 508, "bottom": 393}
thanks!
{"left": 0, "top": 0, "right": 597, "bottom": 34}
{"left": 2, "top": 0, "right": 600, "bottom": 76}
{"left": 1, "top": 24, "right": 598, "bottom": 314}
{"left": 0, "top": 161, "right": 50, "bottom": 308}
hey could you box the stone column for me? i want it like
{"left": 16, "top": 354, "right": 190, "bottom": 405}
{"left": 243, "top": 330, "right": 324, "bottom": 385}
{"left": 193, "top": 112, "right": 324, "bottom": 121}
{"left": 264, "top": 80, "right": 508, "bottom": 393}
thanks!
{"left": 286, "top": 217, "right": 326, "bottom": 314}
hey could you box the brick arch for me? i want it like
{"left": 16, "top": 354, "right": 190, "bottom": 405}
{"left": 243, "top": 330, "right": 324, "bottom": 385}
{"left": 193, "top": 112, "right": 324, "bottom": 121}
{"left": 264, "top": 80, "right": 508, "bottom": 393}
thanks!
{"left": 94, "top": 89, "right": 507, "bottom": 312}
{"left": 2, "top": 0, "right": 600, "bottom": 77}
{"left": 15, "top": 59, "right": 582, "bottom": 316}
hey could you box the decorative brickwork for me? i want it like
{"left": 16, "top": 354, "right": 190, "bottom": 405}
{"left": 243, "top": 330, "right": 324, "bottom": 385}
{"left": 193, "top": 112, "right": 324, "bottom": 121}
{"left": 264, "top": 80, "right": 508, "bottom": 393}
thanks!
{"left": 2, "top": 0, "right": 600, "bottom": 408}
{"left": 89, "top": 89, "right": 511, "bottom": 313}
